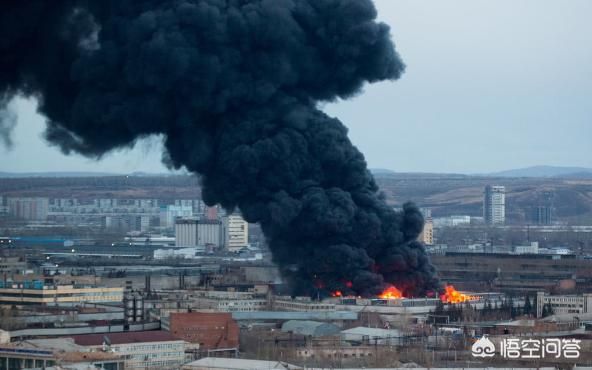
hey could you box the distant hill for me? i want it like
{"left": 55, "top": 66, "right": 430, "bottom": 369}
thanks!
{"left": 370, "top": 168, "right": 397, "bottom": 175}
{"left": 0, "top": 171, "right": 183, "bottom": 178}
{"left": 0, "top": 171, "right": 119, "bottom": 178}
{"left": 486, "top": 166, "right": 592, "bottom": 178}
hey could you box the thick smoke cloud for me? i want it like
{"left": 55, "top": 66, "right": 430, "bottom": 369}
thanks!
{"left": 0, "top": 0, "right": 440, "bottom": 296}
{"left": 0, "top": 102, "right": 16, "bottom": 148}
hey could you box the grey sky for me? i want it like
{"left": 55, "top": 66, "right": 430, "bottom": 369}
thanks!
{"left": 1, "top": 0, "right": 591, "bottom": 174}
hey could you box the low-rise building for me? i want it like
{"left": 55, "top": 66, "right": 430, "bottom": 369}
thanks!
{"left": 0, "top": 280, "right": 123, "bottom": 306}
{"left": 0, "top": 337, "right": 124, "bottom": 370}
{"left": 72, "top": 331, "right": 187, "bottom": 370}
{"left": 340, "top": 327, "right": 402, "bottom": 345}
{"left": 536, "top": 292, "right": 592, "bottom": 318}
{"left": 273, "top": 297, "right": 335, "bottom": 312}
{"left": 0, "top": 256, "right": 27, "bottom": 275}
{"left": 154, "top": 247, "right": 198, "bottom": 260}
{"left": 433, "top": 215, "right": 472, "bottom": 228}
{"left": 193, "top": 297, "right": 268, "bottom": 312}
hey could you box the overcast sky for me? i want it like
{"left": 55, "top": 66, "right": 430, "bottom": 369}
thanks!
{"left": 1, "top": 0, "right": 591, "bottom": 174}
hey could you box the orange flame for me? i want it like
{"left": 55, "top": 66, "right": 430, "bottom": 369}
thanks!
{"left": 378, "top": 285, "right": 403, "bottom": 299}
{"left": 331, "top": 290, "right": 342, "bottom": 297}
{"left": 440, "top": 285, "right": 476, "bottom": 303}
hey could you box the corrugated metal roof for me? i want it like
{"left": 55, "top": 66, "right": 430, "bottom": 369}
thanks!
{"left": 341, "top": 326, "right": 401, "bottom": 338}
{"left": 183, "top": 357, "right": 300, "bottom": 370}
{"left": 232, "top": 311, "right": 357, "bottom": 321}
{"left": 281, "top": 320, "right": 340, "bottom": 337}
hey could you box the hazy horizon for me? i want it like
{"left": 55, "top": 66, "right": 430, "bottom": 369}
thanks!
{"left": 1, "top": 0, "right": 591, "bottom": 174}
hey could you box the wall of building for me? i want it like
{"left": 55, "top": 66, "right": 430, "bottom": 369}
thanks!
{"left": 197, "top": 221, "right": 223, "bottom": 248}
{"left": 418, "top": 219, "right": 434, "bottom": 245}
{"left": 169, "top": 312, "right": 239, "bottom": 350}
{"left": 536, "top": 292, "right": 592, "bottom": 318}
{"left": 224, "top": 215, "right": 248, "bottom": 251}
{"left": 82, "top": 340, "right": 185, "bottom": 370}
{"left": 0, "top": 285, "right": 123, "bottom": 305}
{"left": 176, "top": 220, "right": 198, "bottom": 247}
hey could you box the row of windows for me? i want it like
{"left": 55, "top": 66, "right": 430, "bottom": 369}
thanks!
{"left": 129, "top": 352, "right": 183, "bottom": 360}
{"left": 548, "top": 304, "right": 582, "bottom": 308}
{"left": 128, "top": 359, "right": 184, "bottom": 369}
{"left": 545, "top": 297, "right": 583, "bottom": 303}
{"left": 0, "top": 357, "right": 55, "bottom": 368}
{"left": 119, "top": 343, "right": 183, "bottom": 352}
{"left": 276, "top": 302, "right": 334, "bottom": 310}
{"left": 218, "top": 301, "right": 266, "bottom": 306}
{"left": 298, "top": 352, "right": 374, "bottom": 359}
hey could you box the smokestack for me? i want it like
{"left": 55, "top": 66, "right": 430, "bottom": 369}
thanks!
{"left": 0, "top": 0, "right": 439, "bottom": 297}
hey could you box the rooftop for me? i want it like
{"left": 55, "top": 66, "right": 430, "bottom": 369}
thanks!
{"left": 72, "top": 330, "right": 179, "bottom": 346}
{"left": 0, "top": 339, "right": 120, "bottom": 362}
{"left": 281, "top": 320, "right": 340, "bottom": 337}
{"left": 183, "top": 357, "right": 300, "bottom": 370}
{"left": 341, "top": 326, "right": 401, "bottom": 338}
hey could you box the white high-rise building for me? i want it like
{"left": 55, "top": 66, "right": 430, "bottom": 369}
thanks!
{"left": 484, "top": 185, "right": 505, "bottom": 225}
{"left": 224, "top": 215, "right": 249, "bottom": 252}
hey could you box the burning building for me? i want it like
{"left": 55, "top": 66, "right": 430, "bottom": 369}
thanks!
{"left": 0, "top": 0, "right": 440, "bottom": 297}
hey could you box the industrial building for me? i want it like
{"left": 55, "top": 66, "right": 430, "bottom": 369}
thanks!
{"left": 175, "top": 218, "right": 224, "bottom": 249}
{"left": 0, "top": 337, "right": 125, "bottom": 370}
{"left": 430, "top": 251, "right": 592, "bottom": 293}
{"left": 0, "top": 280, "right": 123, "bottom": 306}
{"left": 536, "top": 291, "right": 592, "bottom": 318}
{"left": 72, "top": 331, "right": 187, "bottom": 370}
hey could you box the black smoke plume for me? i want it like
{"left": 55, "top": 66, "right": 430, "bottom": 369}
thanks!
{"left": 0, "top": 103, "right": 16, "bottom": 148}
{"left": 0, "top": 0, "right": 440, "bottom": 297}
